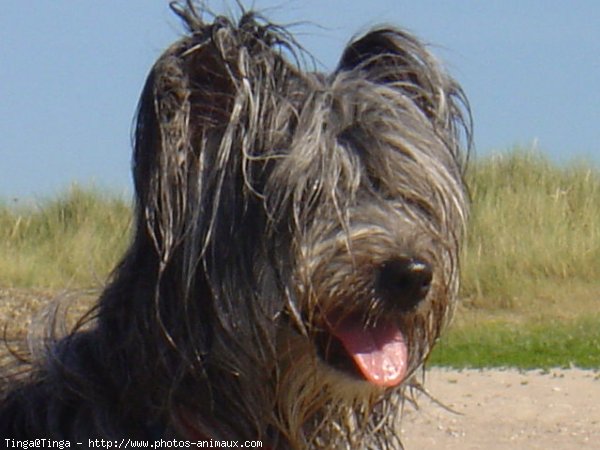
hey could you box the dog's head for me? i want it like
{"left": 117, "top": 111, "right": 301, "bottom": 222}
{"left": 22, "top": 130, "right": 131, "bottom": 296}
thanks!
{"left": 123, "top": 3, "right": 469, "bottom": 446}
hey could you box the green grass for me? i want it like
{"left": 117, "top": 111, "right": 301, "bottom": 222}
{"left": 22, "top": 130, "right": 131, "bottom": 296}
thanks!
{"left": 429, "top": 315, "right": 600, "bottom": 369}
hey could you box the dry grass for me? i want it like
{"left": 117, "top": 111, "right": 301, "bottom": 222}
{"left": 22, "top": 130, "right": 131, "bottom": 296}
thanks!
{"left": 0, "top": 185, "right": 131, "bottom": 289}
{"left": 461, "top": 149, "right": 600, "bottom": 314}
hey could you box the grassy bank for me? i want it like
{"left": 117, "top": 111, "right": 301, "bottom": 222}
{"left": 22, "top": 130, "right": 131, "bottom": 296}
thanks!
{"left": 1, "top": 149, "right": 599, "bottom": 368}
{"left": 0, "top": 186, "right": 131, "bottom": 288}
{"left": 462, "top": 150, "right": 600, "bottom": 311}
{"left": 440, "top": 149, "right": 600, "bottom": 368}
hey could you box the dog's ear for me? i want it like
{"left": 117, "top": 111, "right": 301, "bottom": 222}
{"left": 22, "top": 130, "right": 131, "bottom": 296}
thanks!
{"left": 132, "top": 24, "right": 240, "bottom": 262}
{"left": 336, "top": 29, "right": 446, "bottom": 120}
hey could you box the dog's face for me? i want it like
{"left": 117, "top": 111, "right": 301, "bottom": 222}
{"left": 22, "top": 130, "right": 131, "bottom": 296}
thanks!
{"left": 261, "top": 32, "right": 468, "bottom": 394}
{"left": 131, "top": 8, "right": 469, "bottom": 446}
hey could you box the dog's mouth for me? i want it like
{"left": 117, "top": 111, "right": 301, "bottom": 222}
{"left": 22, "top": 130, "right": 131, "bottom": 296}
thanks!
{"left": 317, "top": 313, "right": 408, "bottom": 388}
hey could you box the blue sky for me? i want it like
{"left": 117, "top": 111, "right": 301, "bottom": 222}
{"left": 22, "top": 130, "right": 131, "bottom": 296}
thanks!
{"left": 1, "top": 1, "right": 599, "bottom": 199}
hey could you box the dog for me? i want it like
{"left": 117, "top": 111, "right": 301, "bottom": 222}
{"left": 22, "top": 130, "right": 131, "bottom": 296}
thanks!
{"left": 0, "top": 2, "right": 470, "bottom": 448}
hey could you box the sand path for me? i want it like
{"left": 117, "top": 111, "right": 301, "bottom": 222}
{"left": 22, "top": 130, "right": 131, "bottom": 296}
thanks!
{"left": 401, "top": 368, "right": 600, "bottom": 449}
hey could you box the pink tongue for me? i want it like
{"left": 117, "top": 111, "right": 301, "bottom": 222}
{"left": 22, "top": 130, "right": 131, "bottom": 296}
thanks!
{"left": 331, "top": 318, "right": 408, "bottom": 387}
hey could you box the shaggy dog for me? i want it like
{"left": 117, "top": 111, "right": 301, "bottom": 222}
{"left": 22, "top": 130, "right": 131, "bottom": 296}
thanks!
{"left": 0, "top": 2, "right": 470, "bottom": 448}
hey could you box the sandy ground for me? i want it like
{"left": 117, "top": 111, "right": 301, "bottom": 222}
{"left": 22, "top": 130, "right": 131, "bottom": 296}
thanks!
{"left": 400, "top": 368, "right": 600, "bottom": 449}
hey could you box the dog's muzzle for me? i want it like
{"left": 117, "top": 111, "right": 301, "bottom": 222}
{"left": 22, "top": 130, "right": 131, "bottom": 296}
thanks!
{"left": 319, "top": 256, "right": 433, "bottom": 388}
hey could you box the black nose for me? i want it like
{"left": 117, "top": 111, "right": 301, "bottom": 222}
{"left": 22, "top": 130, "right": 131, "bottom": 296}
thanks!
{"left": 376, "top": 257, "right": 433, "bottom": 311}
